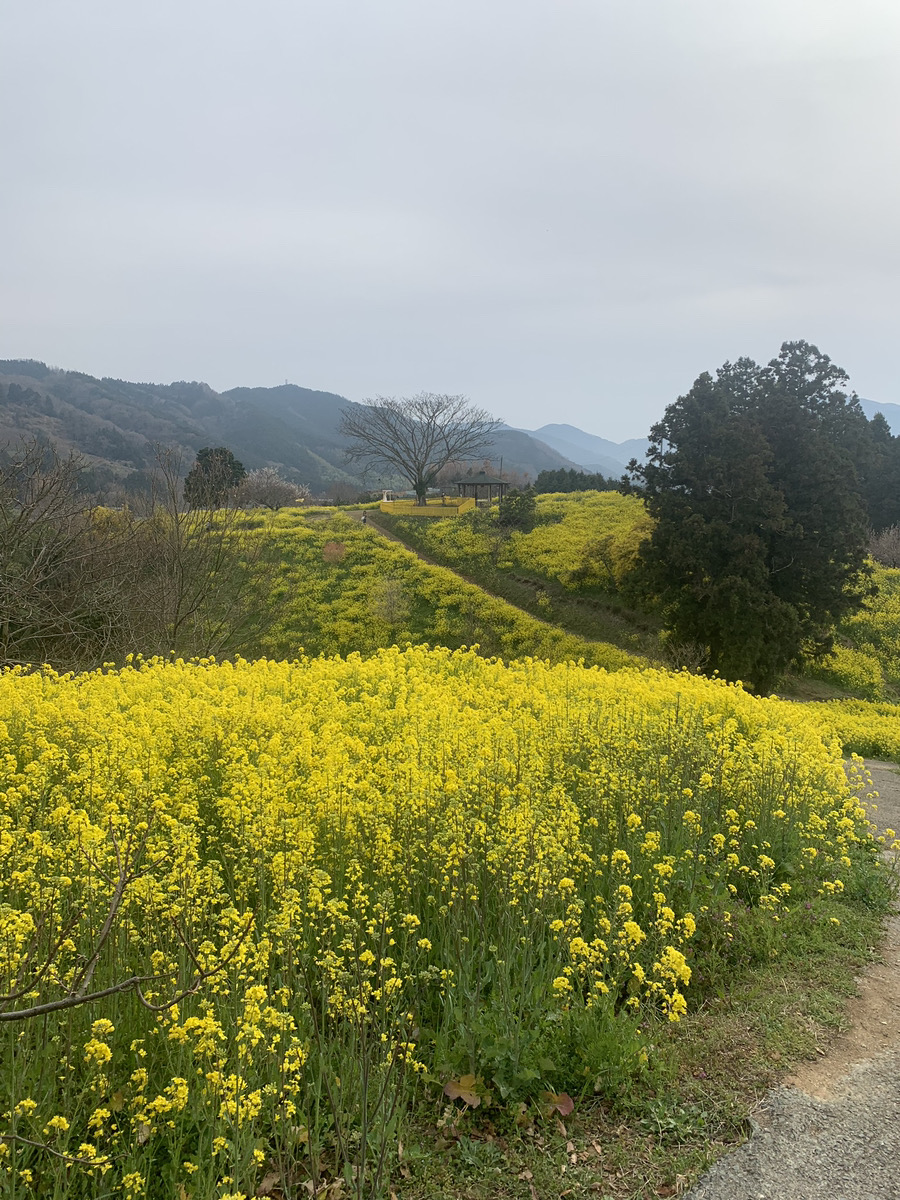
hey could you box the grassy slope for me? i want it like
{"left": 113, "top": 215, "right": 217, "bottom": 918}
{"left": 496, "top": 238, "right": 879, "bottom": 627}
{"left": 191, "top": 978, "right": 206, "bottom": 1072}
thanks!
{"left": 798, "top": 565, "right": 900, "bottom": 700}
{"left": 226, "top": 505, "right": 899, "bottom": 1198}
{"left": 241, "top": 508, "right": 643, "bottom": 672}
{"left": 377, "top": 492, "right": 663, "bottom": 661}
{"left": 378, "top": 494, "right": 900, "bottom": 764}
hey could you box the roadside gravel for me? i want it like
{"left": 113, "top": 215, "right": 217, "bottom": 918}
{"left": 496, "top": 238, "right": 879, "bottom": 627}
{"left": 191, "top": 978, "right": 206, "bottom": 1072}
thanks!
{"left": 684, "top": 760, "right": 900, "bottom": 1200}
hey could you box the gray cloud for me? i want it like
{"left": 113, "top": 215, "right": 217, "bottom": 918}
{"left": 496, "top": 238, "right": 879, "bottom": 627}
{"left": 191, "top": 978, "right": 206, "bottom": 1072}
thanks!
{"left": 3, "top": 0, "right": 900, "bottom": 439}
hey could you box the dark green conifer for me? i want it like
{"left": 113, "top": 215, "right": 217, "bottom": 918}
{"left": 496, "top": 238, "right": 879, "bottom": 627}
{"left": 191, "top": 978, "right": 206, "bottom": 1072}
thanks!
{"left": 627, "top": 342, "right": 871, "bottom": 692}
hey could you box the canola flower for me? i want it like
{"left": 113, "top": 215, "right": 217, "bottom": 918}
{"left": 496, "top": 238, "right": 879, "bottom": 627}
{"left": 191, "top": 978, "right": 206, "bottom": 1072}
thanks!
{"left": 240, "top": 508, "right": 637, "bottom": 671}
{"left": 392, "top": 490, "right": 652, "bottom": 592}
{"left": 806, "top": 564, "right": 900, "bottom": 700}
{"left": 0, "top": 647, "right": 887, "bottom": 1198}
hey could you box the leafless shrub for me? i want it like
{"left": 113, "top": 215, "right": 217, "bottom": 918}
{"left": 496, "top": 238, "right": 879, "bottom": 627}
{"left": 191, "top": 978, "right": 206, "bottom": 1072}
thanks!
{"left": 0, "top": 439, "right": 142, "bottom": 668}
{"left": 237, "top": 467, "right": 310, "bottom": 510}
{"left": 369, "top": 577, "right": 410, "bottom": 628}
{"left": 869, "top": 525, "right": 900, "bottom": 568}
{"left": 127, "top": 446, "right": 280, "bottom": 658}
{"left": 0, "top": 440, "right": 282, "bottom": 668}
{"left": 660, "top": 636, "right": 710, "bottom": 675}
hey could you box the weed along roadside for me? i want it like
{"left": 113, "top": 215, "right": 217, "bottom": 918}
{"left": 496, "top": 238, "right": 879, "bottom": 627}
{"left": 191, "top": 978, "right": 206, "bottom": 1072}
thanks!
{"left": 0, "top": 649, "right": 896, "bottom": 1199}
{"left": 681, "top": 761, "right": 900, "bottom": 1200}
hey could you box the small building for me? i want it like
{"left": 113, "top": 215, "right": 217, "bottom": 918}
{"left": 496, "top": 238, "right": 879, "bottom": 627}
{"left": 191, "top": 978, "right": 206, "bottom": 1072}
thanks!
{"left": 451, "top": 471, "right": 509, "bottom": 505}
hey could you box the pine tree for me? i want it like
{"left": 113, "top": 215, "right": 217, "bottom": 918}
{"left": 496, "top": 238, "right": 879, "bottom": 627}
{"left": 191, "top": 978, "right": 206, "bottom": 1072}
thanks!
{"left": 183, "top": 447, "right": 246, "bottom": 510}
{"left": 627, "top": 343, "right": 871, "bottom": 692}
{"left": 863, "top": 412, "right": 900, "bottom": 532}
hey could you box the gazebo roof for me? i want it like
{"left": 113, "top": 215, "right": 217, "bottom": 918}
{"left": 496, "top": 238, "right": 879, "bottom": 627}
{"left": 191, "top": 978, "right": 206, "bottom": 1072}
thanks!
{"left": 450, "top": 472, "right": 507, "bottom": 485}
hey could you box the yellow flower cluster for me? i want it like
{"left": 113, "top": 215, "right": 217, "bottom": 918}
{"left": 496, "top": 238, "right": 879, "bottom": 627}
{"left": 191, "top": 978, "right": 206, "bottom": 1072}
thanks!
{"left": 241, "top": 509, "right": 637, "bottom": 670}
{"left": 394, "top": 490, "right": 652, "bottom": 592}
{"left": 0, "top": 646, "right": 880, "bottom": 1195}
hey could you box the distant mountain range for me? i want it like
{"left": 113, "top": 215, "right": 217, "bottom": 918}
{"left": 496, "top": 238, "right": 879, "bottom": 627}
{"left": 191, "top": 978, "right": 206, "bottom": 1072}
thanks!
{"left": 0, "top": 361, "right": 581, "bottom": 494}
{"left": 1, "top": 359, "right": 896, "bottom": 493}
{"left": 859, "top": 398, "right": 900, "bottom": 433}
{"left": 514, "top": 424, "right": 650, "bottom": 476}
{"left": 519, "top": 400, "right": 900, "bottom": 474}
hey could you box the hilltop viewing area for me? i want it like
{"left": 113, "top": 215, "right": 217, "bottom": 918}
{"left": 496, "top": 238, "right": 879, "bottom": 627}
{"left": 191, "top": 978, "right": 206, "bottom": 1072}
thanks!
{"left": 379, "top": 472, "right": 510, "bottom": 515}
{"left": 451, "top": 469, "right": 510, "bottom": 504}
{"left": 379, "top": 494, "right": 476, "bottom": 516}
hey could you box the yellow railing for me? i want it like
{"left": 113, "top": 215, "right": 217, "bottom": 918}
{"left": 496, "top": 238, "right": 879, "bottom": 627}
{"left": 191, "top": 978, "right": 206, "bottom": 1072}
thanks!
{"left": 380, "top": 497, "right": 476, "bottom": 517}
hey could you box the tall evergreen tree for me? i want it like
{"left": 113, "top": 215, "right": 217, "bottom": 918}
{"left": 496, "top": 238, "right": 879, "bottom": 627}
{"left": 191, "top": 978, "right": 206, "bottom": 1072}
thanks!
{"left": 863, "top": 412, "right": 900, "bottom": 532}
{"left": 183, "top": 447, "right": 246, "bottom": 509}
{"left": 627, "top": 342, "right": 871, "bottom": 692}
{"left": 533, "top": 467, "right": 615, "bottom": 493}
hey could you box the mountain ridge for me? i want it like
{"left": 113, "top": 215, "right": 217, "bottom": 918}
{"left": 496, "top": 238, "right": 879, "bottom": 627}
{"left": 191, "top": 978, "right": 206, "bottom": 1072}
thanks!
{"left": 4, "top": 360, "right": 894, "bottom": 492}
{"left": 519, "top": 423, "right": 651, "bottom": 475}
{"left": 0, "top": 362, "right": 582, "bottom": 493}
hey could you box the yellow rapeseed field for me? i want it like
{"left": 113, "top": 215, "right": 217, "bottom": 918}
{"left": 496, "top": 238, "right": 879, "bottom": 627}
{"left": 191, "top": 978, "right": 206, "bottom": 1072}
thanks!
{"left": 0, "top": 649, "right": 890, "bottom": 1198}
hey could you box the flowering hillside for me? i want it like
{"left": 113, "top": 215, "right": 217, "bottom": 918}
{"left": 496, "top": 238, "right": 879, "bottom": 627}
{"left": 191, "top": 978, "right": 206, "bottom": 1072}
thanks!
{"left": 244, "top": 510, "right": 639, "bottom": 670}
{"left": 805, "top": 565, "right": 900, "bottom": 699}
{"left": 390, "top": 491, "right": 652, "bottom": 590}
{"left": 0, "top": 649, "right": 889, "bottom": 1198}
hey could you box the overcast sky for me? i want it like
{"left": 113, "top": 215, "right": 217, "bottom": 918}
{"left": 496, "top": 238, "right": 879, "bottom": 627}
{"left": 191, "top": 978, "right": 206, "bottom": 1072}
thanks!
{"left": 3, "top": 1, "right": 899, "bottom": 441}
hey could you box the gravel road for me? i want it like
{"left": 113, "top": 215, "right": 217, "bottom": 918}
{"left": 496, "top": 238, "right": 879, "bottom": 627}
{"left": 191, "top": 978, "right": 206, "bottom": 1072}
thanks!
{"left": 684, "top": 760, "right": 900, "bottom": 1200}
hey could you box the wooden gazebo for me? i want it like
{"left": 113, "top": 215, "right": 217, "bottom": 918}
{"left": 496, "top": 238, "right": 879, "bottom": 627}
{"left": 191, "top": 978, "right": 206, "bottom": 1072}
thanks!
{"left": 451, "top": 471, "right": 509, "bottom": 505}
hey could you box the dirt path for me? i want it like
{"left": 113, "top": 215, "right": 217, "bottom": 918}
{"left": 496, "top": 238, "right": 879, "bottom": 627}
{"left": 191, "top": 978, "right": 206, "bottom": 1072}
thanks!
{"left": 363, "top": 516, "right": 613, "bottom": 643}
{"left": 787, "top": 760, "right": 900, "bottom": 1099}
{"left": 685, "top": 760, "right": 900, "bottom": 1199}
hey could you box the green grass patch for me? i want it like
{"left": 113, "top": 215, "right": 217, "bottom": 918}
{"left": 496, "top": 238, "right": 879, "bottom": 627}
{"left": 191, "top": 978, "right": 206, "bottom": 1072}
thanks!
{"left": 394, "top": 876, "right": 894, "bottom": 1200}
{"left": 375, "top": 499, "right": 662, "bottom": 662}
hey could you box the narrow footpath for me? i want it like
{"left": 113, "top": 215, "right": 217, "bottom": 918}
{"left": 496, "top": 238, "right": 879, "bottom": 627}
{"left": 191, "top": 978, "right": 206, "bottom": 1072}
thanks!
{"left": 359, "top": 513, "right": 606, "bottom": 641}
{"left": 685, "top": 760, "right": 900, "bottom": 1200}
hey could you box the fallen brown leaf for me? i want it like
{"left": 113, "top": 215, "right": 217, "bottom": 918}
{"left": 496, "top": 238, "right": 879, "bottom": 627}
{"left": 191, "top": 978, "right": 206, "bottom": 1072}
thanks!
{"left": 444, "top": 1074, "right": 481, "bottom": 1107}
{"left": 256, "top": 1171, "right": 281, "bottom": 1197}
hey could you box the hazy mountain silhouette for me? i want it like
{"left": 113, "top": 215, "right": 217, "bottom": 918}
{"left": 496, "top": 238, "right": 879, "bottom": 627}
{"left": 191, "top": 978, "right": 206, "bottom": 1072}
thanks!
{"left": 0, "top": 361, "right": 579, "bottom": 493}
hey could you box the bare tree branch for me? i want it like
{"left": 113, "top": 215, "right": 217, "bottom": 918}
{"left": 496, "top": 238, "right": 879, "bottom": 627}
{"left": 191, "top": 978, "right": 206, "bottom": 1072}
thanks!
{"left": 0, "top": 915, "right": 255, "bottom": 1022}
{"left": 1, "top": 1132, "right": 115, "bottom": 1167}
{"left": 134, "top": 913, "right": 255, "bottom": 1012}
{"left": 0, "top": 906, "right": 83, "bottom": 1005}
{"left": 340, "top": 393, "right": 500, "bottom": 505}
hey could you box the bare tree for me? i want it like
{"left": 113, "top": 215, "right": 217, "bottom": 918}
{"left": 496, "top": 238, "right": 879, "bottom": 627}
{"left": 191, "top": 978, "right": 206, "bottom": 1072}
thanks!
{"left": 237, "top": 466, "right": 309, "bottom": 510}
{"left": 0, "top": 439, "right": 286, "bottom": 669}
{"left": 0, "top": 439, "right": 142, "bottom": 668}
{"left": 340, "top": 393, "right": 500, "bottom": 505}
{"left": 869, "top": 525, "right": 900, "bottom": 568}
{"left": 130, "top": 446, "right": 280, "bottom": 658}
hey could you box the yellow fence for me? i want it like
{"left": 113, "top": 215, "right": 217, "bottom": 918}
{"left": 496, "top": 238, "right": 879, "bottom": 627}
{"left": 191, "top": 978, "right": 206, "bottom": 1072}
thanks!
{"left": 380, "top": 497, "right": 476, "bottom": 517}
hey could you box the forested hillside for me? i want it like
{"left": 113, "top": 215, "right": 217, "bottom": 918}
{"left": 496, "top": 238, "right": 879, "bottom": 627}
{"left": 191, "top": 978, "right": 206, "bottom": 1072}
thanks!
{"left": 0, "top": 361, "right": 578, "bottom": 493}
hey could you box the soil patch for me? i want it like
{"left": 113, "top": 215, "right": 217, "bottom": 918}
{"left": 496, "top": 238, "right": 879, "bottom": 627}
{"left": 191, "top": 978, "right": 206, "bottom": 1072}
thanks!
{"left": 787, "top": 760, "right": 900, "bottom": 1099}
